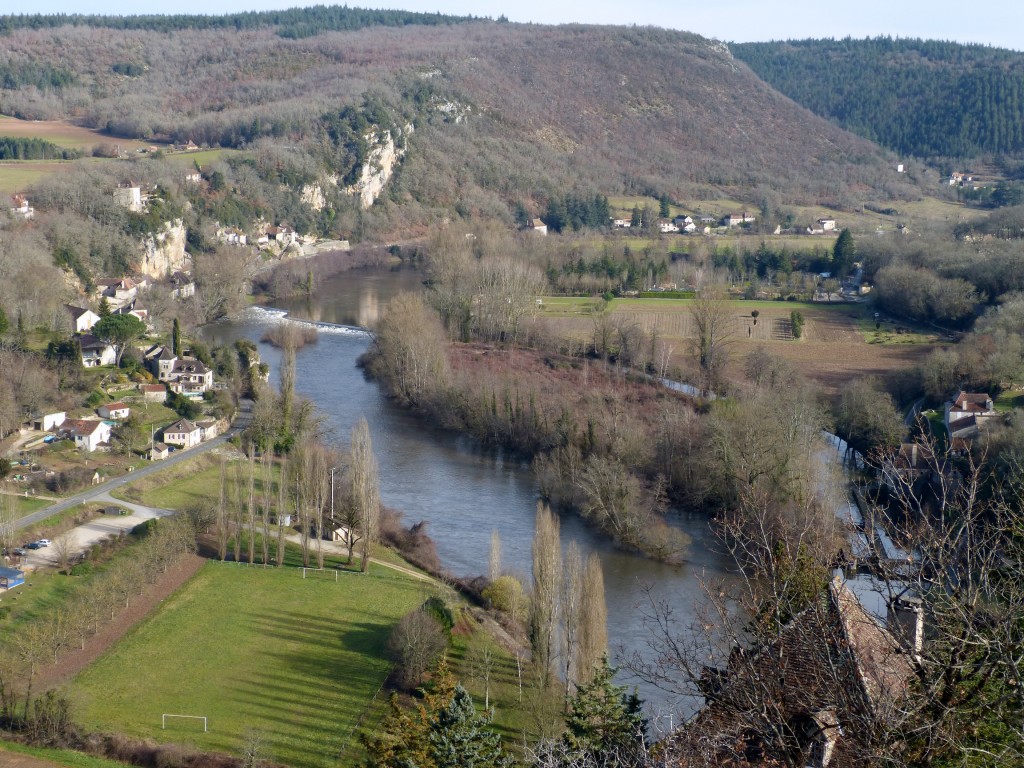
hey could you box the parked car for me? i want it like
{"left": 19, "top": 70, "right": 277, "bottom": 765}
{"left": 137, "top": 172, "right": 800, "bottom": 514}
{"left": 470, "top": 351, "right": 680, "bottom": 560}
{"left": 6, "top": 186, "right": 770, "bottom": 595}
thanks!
{"left": 25, "top": 541, "right": 43, "bottom": 550}
{"left": 36, "top": 539, "right": 51, "bottom": 547}
{"left": 12, "top": 547, "right": 27, "bottom": 556}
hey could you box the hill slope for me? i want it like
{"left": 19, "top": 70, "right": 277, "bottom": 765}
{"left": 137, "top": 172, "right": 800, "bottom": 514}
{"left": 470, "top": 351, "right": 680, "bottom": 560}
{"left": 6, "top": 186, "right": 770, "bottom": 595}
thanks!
{"left": 732, "top": 37, "right": 1024, "bottom": 160}
{"left": 0, "top": 17, "right": 917, "bottom": 223}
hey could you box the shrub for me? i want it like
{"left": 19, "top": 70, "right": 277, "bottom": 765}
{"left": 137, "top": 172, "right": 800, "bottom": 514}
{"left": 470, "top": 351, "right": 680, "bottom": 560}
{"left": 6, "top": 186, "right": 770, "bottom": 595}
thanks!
{"left": 421, "top": 596, "right": 454, "bottom": 632}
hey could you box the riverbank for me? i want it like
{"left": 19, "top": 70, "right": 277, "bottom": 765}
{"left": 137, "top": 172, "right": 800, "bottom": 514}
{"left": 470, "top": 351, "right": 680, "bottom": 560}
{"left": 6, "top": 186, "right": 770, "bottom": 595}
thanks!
{"left": 362, "top": 332, "right": 699, "bottom": 562}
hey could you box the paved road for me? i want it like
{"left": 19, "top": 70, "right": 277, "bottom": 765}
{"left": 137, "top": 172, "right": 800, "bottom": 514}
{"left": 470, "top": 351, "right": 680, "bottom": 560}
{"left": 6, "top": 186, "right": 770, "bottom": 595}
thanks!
{"left": 13, "top": 400, "right": 252, "bottom": 534}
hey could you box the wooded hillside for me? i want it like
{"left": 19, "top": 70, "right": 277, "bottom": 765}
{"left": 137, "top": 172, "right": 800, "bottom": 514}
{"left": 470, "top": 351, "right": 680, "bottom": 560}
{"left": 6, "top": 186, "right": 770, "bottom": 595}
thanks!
{"left": 0, "top": 17, "right": 917, "bottom": 219}
{"left": 733, "top": 37, "right": 1024, "bottom": 160}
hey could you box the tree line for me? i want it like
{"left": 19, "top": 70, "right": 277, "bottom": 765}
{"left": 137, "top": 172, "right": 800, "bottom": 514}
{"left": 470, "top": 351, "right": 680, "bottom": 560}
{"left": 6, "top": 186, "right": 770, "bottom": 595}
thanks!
{"left": 0, "top": 6, "right": 479, "bottom": 37}
{"left": 0, "top": 137, "right": 80, "bottom": 160}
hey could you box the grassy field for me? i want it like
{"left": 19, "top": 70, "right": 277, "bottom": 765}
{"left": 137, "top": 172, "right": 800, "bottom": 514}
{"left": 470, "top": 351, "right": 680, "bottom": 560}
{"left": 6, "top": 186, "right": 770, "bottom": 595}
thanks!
{"left": 69, "top": 562, "right": 429, "bottom": 768}
{"left": 111, "top": 453, "right": 228, "bottom": 509}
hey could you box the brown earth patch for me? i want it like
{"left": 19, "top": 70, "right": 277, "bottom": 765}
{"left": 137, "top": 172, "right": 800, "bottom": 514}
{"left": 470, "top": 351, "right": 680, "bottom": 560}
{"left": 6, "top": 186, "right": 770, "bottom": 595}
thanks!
{"left": 0, "top": 747, "right": 67, "bottom": 768}
{"left": 35, "top": 554, "right": 206, "bottom": 692}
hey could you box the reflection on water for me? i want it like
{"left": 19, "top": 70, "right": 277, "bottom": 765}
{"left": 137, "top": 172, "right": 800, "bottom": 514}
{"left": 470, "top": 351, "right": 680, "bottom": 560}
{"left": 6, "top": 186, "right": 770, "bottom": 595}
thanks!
{"left": 206, "top": 266, "right": 733, "bottom": 725}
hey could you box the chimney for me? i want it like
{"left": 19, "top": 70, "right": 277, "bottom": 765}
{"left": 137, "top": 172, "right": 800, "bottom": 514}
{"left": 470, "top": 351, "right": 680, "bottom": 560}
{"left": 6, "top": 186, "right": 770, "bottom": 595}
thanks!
{"left": 888, "top": 595, "right": 924, "bottom": 656}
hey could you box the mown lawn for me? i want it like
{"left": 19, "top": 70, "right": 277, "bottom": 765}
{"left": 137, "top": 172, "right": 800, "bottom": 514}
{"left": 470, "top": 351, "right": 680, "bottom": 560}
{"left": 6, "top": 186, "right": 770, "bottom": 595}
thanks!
{"left": 69, "top": 562, "right": 428, "bottom": 768}
{"left": 995, "top": 390, "right": 1024, "bottom": 413}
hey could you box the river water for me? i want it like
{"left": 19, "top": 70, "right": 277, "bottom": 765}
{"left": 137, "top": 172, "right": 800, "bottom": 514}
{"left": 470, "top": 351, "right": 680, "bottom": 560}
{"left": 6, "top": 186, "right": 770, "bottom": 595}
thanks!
{"left": 205, "top": 265, "right": 733, "bottom": 728}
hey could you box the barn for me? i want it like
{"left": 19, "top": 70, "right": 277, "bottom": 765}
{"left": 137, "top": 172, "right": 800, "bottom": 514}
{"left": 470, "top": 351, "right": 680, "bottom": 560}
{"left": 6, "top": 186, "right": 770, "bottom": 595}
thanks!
{"left": 0, "top": 567, "right": 25, "bottom": 591}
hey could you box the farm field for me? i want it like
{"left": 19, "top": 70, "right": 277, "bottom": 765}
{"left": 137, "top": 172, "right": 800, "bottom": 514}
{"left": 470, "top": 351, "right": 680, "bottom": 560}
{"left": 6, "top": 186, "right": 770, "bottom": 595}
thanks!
{"left": 69, "top": 562, "right": 428, "bottom": 768}
{"left": 538, "top": 297, "right": 936, "bottom": 396}
{"left": 0, "top": 115, "right": 151, "bottom": 152}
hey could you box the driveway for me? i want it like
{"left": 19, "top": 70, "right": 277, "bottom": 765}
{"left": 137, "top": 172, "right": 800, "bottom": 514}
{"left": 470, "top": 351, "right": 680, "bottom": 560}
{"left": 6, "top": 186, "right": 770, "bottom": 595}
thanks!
{"left": 20, "top": 491, "right": 175, "bottom": 569}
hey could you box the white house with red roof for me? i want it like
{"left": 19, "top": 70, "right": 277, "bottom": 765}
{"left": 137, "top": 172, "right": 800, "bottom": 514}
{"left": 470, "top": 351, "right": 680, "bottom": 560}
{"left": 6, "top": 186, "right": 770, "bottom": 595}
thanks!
{"left": 98, "top": 402, "right": 131, "bottom": 420}
{"left": 62, "top": 419, "right": 112, "bottom": 452}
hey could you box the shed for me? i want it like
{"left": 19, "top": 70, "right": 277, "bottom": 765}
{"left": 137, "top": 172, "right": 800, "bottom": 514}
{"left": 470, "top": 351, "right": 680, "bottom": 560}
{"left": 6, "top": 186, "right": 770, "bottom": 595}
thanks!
{"left": 0, "top": 567, "right": 25, "bottom": 591}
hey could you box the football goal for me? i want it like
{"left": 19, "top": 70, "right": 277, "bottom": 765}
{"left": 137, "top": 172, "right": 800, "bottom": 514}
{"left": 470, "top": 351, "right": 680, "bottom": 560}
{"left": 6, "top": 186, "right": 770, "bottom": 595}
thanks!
{"left": 161, "top": 714, "right": 208, "bottom": 732}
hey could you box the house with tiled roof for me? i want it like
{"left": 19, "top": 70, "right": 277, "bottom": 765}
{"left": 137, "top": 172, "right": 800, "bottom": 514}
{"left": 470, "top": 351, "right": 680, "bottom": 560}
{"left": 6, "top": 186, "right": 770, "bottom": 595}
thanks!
{"left": 98, "top": 402, "right": 131, "bottom": 420}
{"left": 61, "top": 419, "right": 112, "bottom": 452}
{"left": 944, "top": 391, "right": 996, "bottom": 438}
{"left": 10, "top": 194, "right": 34, "bottom": 219}
{"left": 144, "top": 345, "right": 213, "bottom": 397}
{"left": 78, "top": 334, "right": 116, "bottom": 367}
{"left": 162, "top": 418, "right": 201, "bottom": 449}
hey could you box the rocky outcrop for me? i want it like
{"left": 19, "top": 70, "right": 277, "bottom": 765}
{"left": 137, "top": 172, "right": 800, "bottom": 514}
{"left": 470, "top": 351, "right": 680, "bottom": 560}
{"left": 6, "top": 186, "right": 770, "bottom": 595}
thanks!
{"left": 301, "top": 184, "right": 327, "bottom": 211}
{"left": 344, "top": 123, "right": 412, "bottom": 210}
{"left": 138, "top": 219, "right": 190, "bottom": 279}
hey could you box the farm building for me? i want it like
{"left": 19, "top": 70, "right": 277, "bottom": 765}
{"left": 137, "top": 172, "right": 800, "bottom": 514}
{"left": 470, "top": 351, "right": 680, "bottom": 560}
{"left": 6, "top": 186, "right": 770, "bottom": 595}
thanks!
{"left": 0, "top": 567, "right": 25, "bottom": 591}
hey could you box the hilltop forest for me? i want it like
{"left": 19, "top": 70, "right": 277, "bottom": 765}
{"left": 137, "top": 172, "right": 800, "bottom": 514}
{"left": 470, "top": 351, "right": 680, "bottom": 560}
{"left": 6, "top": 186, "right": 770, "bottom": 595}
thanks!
{"left": 733, "top": 37, "right": 1024, "bottom": 161}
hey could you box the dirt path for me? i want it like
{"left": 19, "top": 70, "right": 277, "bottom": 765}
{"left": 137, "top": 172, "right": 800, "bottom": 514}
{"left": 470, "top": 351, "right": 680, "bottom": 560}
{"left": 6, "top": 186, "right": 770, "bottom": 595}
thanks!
{"left": 34, "top": 554, "right": 206, "bottom": 691}
{"left": 0, "top": 746, "right": 66, "bottom": 768}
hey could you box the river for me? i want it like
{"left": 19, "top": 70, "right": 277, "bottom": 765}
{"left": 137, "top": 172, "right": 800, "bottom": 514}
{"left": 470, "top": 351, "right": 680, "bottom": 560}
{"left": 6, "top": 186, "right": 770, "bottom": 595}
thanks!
{"left": 205, "top": 265, "right": 733, "bottom": 730}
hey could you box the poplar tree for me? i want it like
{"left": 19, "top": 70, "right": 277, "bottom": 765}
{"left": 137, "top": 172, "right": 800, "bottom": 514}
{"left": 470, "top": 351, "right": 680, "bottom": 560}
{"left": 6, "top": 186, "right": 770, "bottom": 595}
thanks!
{"left": 350, "top": 417, "right": 380, "bottom": 572}
{"left": 530, "top": 502, "right": 561, "bottom": 690}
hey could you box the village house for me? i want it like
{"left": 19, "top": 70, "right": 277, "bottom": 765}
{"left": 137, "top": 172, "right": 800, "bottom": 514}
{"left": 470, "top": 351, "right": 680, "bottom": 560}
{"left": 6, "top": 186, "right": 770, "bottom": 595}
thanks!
{"left": 197, "top": 419, "right": 220, "bottom": 441}
{"left": 944, "top": 391, "right": 997, "bottom": 438}
{"left": 724, "top": 212, "right": 756, "bottom": 227}
{"left": 658, "top": 219, "right": 679, "bottom": 234}
{"left": 79, "top": 334, "right": 116, "bottom": 367}
{"left": 95, "top": 277, "right": 141, "bottom": 305}
{"left": 184, "top": 170, "right": 202, "bottom": 184}
{"left": 818, "top": 218, "right": 837, "bottom": 232}
{"left": 113, "top": 182, "right": 144, "bottom": 212}
{"left": 531, "top": 218, "right": 548, "bottom": 235}
{"left": 98, "top": 402, "right": 131, "bottom": 420}
{"left": 111, "top": 299, "right": 150, "bottom": 327}
{"left": 32, "top": 411, "right": 66, "bottom": 431}
{"left": 141, "top": 383, "right": 167, "bottom": 402}
{"left": 216, "top": 227, "right": 247, "bottom": 247}
{"left": 143, "top": 345, "right": 214, "bottom": 396}
{"left": 65, "top": 304, "right": 100, "bottom": 334}
{"left": 162, "top": 418, "right": 201, "bottom": 449}
{"left": 168, "top": 359, "right": 214, "bottom": 398}
{"left": 9, "top": 194, "right": 34, "bottom": 219}
{"left": 148, "top": 442, "right": 169, "bottom": 461}
{"left": 948, "top": 171, "right": 973, "bottom": 187}
{"left": 259, "top": 225, "right": 299, "bottom": 248}
{"left": 169, "top": 271, "right": 196, "bottom": 300}
{"left": 611, "top": 217, "right": 632, "bottom": 228}
{"left": 698, "top": 214, "right": 718, "bottom": 225}
{"left": 62, "top": 419, "right": 113, "bottom": 452}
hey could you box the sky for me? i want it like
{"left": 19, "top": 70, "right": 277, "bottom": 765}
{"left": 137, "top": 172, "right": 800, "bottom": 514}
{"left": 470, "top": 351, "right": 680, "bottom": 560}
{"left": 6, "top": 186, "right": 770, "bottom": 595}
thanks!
{"left": 15, "top": 0, "right": 1024, "bottom": 52}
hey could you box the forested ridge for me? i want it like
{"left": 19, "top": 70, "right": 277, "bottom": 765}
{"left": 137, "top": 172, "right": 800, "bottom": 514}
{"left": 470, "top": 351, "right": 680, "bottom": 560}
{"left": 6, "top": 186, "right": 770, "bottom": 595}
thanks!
{"left": 732, "top": 37, "right": 1024, "bottom": 159}
{"left": 0, "top": 6, "right": 479, "bottom": 38}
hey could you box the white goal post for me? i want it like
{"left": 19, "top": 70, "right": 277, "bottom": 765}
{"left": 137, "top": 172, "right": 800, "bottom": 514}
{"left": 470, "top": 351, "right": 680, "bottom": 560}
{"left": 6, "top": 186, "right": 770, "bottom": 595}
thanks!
{"left": 162, "top": 714, "right": 208, "bottom": 732}
{"left": 301, "top": 567, "right": 339, "bottom": 581}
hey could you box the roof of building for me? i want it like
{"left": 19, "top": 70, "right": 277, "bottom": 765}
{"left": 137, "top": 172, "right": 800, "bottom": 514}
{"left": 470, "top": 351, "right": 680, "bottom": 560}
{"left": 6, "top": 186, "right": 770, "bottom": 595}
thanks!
{"left": 141, "top": 383, "right": 166, "bottom": 393}
{"left": 102, "top": 402, "right": 129, "bottom": 411}
{"left": 63, "top": 419, "right": 108, "bottom": 436}
{"left": 164, "top": 418, "right": 199, "bottom": 434}
{"left": 172, "top": 358, "right": 210, "bottom": 375}
{"left": 65, "top": 304, "right": 95, "bottom": 320}
{"left": 952, "top": 391, "right": 992, "bottom": 411}
{"left": 78, "top": 334, "right": 111, "bottom": 351}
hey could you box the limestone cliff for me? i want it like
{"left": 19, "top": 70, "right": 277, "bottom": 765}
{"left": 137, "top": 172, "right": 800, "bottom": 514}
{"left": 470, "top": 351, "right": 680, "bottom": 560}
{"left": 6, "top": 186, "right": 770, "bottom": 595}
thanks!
{"left": 138, "top": 219, "right": 190, "bottom": 278}
{"left": 344, "top": 123, "right": 412, "bottom": 210}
